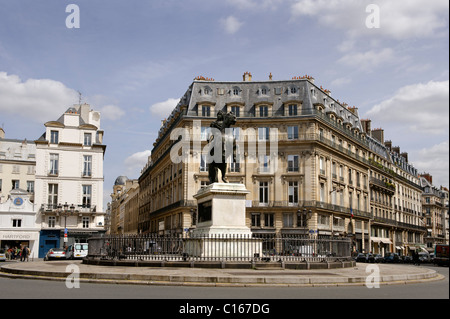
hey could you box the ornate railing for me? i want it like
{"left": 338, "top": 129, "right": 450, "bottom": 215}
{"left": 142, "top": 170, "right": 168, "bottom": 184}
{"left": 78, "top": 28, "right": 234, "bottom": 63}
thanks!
{"left": 87, "top": 233, "right": 352, "bottom": 263}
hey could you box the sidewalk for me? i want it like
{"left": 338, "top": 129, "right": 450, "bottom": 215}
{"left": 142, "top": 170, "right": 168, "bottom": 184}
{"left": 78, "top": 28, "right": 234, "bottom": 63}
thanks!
{"left": 0, "top": 260, "right": 443, "bottom": 287}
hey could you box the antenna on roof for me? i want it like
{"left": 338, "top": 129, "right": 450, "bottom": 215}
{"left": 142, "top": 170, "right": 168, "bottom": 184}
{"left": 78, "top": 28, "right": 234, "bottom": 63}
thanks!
{"left": 77, "top": 91, "right": 83, "bottom": 105}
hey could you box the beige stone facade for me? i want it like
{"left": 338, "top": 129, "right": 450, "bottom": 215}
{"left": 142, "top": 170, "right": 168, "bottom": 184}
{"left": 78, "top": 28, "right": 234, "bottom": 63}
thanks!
{"left": 134, "top": 74, "right": 428, "bottom": 256}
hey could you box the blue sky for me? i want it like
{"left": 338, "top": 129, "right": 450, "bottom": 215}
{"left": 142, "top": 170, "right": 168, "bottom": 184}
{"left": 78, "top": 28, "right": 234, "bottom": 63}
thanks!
{"left": 0, "top": 0, "right": 448, "bottom": 206}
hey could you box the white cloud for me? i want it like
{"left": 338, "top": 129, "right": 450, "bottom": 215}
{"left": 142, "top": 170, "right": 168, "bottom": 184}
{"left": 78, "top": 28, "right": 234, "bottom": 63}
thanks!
{"left": 0, "top": 72, "right": 78, "bottom": 122}
{"left": 124, "top": 150, "right": 152, "bottom": 176}
{"left": 331, "top": 76, "right": 352, "bottom": 87}
{"left": 226, "top": 0, "right": 284, "bottom": 11}
{"left": 413, "top": 141, "right": 449, "bottom": 187}
{"left": 365, "top": 80, "right": 449, "bottom": 135}
{"left": 149, "top": 98, "right": 179, "bottom": 119}
{"left": 220, "top": 16, "right": 244, "bottom": 35}
{"left": 338, "top": 48, "right": 396, "bottom": 71}
{"left": 290, "top": 0, "right": 449, "bottom": 40}
{"left": 98, "top": 104, "right": 125, "bottom": 121}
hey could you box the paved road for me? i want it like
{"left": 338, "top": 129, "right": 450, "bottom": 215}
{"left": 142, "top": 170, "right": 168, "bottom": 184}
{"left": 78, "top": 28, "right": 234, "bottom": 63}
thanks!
{"left": 0, "top": 263, "right": 447, "bottom": 300}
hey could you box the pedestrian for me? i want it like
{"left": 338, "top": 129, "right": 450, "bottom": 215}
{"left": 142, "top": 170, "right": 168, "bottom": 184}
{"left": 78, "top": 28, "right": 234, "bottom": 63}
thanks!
{"left": 413, "top": 251, "right": 419, "bottom": 266}
{"left": 21, "top": 246, "right": 30, "bottom": 262}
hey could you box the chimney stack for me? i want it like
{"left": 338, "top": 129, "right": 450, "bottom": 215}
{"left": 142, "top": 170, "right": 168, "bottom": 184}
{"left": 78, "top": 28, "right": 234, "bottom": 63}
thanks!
{"left": 360, "top": 119, "right": 371, "bottom": 135}
{"left": 243, "top": 71, "right": 252, "bottom": 82}
{"left": 371, "top": 128, "right": 384, "bottom": 144}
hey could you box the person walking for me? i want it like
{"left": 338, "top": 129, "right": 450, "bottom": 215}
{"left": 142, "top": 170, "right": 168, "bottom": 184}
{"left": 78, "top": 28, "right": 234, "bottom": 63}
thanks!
{"left": 413, "top": 251, "right": 419, "bottom": 266}
{"left": 21, "top": 246, "right": 29, "bottom": 262}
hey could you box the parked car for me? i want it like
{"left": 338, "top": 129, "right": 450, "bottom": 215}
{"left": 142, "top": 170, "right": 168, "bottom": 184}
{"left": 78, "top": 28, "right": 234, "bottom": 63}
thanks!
{"left": 401, "top": 255, "right": 412, "bottom": 263}
{"left": 66, "top": 243, "right": 89, "bottom": 259}
{"left": 44, "top": 248, "right": 66, "bottom": 261}
{"left": 374, "top": 254, "right": 384, "bottom": 263}
{"left": 355, "top": 253, "right": 367, "bottom": 262}
{"left": 366, "top": 253, "right": 375, "bottom": 263}
{"left": 418, "top": 252, "right": 430, "bottom": 263}
{"left": 0, "top": 249, "right": 6, "bottom": 262}
{"left": 384, "top": 253, "right": 400, "bottom": 263}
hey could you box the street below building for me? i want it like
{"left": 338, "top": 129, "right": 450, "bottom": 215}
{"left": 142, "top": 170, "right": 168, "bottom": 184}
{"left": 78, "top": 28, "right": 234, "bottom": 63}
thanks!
{"left": 0, "top": 262, "right": 447, "bottom": 300}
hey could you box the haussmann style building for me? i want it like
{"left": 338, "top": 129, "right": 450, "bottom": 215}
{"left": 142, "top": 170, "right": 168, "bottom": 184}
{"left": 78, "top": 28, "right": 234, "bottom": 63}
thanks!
{"left": 136, "top": 73, "right": 428, "bottom": 256}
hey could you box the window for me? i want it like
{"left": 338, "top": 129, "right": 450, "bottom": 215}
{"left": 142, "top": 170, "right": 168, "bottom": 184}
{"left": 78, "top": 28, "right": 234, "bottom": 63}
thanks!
{"left": 258, "top": 127, "right": 269, "bottom": 141}
{"left": 82, "top": 185, "right": 92, "bottom": 208}
{"left": 251, "top": 213, "right": 261, "bottom": 227}
{"left": 48, "top": 216, "right": 56, "bottom": 228}
{"left": 50, "top": 130, "right": 59, "bottom": 144}
{"left": 290, "top": 87, "right": 297, "bottom": 94}
{"left": 283, "top": 213, "right": 293, "bottom": 227}
{"left": 12, "top": 219, "right": 22, "bottom": 228}
{"left": 288, "top": 104, "right": 297, "bottom": 116}
{"left": 288, "top": 181, "right": 299, "bottom": 205}
{"left": 320, "top": 183, "right": 325, "bottom": 202}
{"left": 259, "top": 181, "right": 269, "bottom": 205}
{"left": 260, "top": 88, "right": 268, "bottom": 95}
{"left": 203, "top": 87, "right": 212, "bottom": 95}
{"left": 332, "top": 162, "right": 337, "bottom": 178}
{"left": 264, "top": 213, "right": 274, "bottom": 227}
{"left": 200, "top": 154, "right": 209, "bottom": 172}
{"left": 12, "top": 180, "right": 19, "bottom": 189}
{"left": 49, "top": 154, "right": 59, "bottom": 175}
{"left": 82, "top": 217, "right": 90, "bottom": 228}
{"left": 230, "top": 106, "right": 240, "bottom": 117}
{"left": 229, "top": 162, "right": 240, "bottom": 173}
{"left": 201, "top": 105, "right": 211, "bottom": 117}
{"left": 83, "top": 155, "right": 92, "bottom": 177}
{"left": 297, "top": 212, "right": 307, "bottom": 227}
{"left": 12, "top": 165, "right": 20, "bottom": 174}
{"left": 259, "top": 155, "right": 270, "bottom": 173}
{"left": 259, "top": 105, "right": 269, "bottom": 117}
{"left": 84, "top": 133, "right": 92, "bottom": 146}
{"left": 319, "top": 157, "right": 325, "bottom": 175}
{"left": 348, "top": 168, "right": 353, "bottom": 185}
{"left": 48, "top": 184, "right": 58, "bottom": 207}
{"left": 0, "top": 179, "right": 2, "bottom": 192}
{"left": 288, "top": 155, "right": 299, "bottom": 172}
{"left": 287, "top": 126, "right": 298, "bottom": 140}
{"left": 232, "top": 87, "right": 240, "bottom": 96}
{"left": 319, "top": 128, "right": 324, "bottom": 140}
{"left": 27, "top": 181, "right": 34, "bottom": 193}
{"left": 200, "top": 127, "right": 211, "bottom": 141}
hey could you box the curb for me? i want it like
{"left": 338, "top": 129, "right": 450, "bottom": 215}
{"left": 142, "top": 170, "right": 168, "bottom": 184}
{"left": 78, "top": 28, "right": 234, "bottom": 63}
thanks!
{"left": 0, "top": 264, "right": 443, "bottom": 287}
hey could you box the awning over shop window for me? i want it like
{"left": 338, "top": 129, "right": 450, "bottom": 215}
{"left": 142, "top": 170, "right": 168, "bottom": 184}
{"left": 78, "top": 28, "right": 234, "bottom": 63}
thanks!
{"left": 380, "top": 238, "right": 392, "bottom": 244}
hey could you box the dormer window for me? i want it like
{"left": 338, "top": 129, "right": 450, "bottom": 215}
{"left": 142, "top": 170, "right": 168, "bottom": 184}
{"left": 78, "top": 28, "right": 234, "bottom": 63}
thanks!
{"left": 84, "top": 133, "right": 92, "bottom": 146}
{"left": 50, "top": 131, "right": 59, "bottom": 144}
{"left": 203, "top": 86, "right": 212, "bottom": 95}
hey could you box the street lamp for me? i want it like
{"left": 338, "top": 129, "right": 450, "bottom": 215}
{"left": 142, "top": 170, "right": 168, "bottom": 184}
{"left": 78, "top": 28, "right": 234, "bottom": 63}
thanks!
{"left": 297, "top": 208, "right": 312, "bottom": 228}
{"left": 58, "top": 202, "right": 75, "bottom": 246}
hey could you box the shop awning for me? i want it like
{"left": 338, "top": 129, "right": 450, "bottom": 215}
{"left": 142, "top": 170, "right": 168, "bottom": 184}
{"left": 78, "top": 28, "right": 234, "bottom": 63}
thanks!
{"left": 380, "top": 238, "right": 392, "bottom": 244}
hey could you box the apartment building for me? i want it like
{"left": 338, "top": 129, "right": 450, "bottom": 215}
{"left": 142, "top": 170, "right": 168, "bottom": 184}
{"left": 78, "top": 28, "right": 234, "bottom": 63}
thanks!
{"left": 136, "top": 73, "right": 429, "bottom": 256}
{"left": 35, "top": 104, "right": 107, "bottom": 257}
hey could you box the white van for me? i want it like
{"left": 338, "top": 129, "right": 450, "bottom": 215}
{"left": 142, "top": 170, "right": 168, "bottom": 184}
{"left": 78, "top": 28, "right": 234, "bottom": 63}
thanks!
{"left": 66, "top": 243, "right": 89, "bottom": 259}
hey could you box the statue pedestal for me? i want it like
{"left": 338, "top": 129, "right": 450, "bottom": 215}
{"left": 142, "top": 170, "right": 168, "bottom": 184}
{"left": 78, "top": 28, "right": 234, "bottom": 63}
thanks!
{"left": 186, "top": 183, "right": 262, "bottom": 259}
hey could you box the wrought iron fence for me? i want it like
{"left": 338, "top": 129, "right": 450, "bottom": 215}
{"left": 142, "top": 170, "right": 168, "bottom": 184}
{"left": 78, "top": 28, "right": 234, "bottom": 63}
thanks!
{"left": 88, "top": 233, "right": 352, "bottom": 263}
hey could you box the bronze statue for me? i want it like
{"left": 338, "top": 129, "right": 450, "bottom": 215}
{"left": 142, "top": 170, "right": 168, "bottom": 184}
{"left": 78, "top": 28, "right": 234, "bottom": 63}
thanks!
{"left": 207, "top": 111, "right": 237, "bottom": 184}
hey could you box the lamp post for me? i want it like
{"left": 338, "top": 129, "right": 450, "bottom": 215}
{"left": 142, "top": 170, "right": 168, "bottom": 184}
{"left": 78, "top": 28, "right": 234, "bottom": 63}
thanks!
{"left": 58, "top": 202, "right": 75, "bottom": 247}
{"left": 297, "top": 208, "right": 312, "bottom": 231}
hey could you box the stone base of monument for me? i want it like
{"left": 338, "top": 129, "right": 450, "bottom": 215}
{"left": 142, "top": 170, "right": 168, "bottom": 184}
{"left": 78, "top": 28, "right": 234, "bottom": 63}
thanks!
{"left": 185, "top": 183, "right": 262, "bottom": 259}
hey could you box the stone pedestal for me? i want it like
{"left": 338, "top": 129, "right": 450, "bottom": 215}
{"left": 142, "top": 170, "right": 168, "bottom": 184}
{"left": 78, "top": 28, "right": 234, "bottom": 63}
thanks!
{"left": 186, "top": 183, "right": 262, "bottom": 259}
